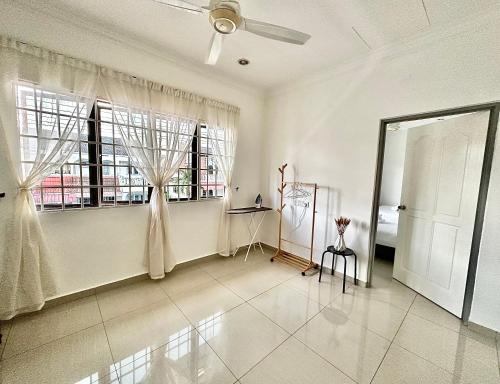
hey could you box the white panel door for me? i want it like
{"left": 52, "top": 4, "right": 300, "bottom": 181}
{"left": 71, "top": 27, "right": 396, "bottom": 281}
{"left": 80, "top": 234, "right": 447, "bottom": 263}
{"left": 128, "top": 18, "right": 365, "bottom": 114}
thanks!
{"left": 393, "top": 112, "right": 489, "bottom": 317}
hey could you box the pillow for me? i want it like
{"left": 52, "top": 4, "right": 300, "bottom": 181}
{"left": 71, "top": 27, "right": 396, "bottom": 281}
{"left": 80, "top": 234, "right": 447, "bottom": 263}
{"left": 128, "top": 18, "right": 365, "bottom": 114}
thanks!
{"left": 379, "top": 205, "right": 399, "bottom": 224}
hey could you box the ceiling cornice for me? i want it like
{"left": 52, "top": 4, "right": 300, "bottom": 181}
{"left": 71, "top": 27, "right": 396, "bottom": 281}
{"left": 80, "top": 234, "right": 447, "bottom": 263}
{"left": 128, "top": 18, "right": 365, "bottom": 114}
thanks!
{"left": 267, "top": 4, "right": 500, "bottom": 98}
{"left": 10, "top": 0, "right": 265, "bottom": 99}
{"left": 8, "top": 0, "right": 500, "bottom": 99}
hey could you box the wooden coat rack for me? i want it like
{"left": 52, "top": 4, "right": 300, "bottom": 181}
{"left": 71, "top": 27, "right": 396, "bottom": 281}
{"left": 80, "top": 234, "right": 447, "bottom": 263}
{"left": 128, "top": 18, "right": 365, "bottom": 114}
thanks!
{"left": 271, "top": 163, "right": 318, "bottom": 275}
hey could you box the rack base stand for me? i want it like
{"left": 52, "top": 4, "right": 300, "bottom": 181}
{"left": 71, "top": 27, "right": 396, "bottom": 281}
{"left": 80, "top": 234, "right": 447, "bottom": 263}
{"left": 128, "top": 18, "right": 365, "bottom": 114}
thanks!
{"left": 271, "top": 250, "right": 318, "bottom": 276}
{"left": 272, "top": 163, "right": 319, "bottom": 276}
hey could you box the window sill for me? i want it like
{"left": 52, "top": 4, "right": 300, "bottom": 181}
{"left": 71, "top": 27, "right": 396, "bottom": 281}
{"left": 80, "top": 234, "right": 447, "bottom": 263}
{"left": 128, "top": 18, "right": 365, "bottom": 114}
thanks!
{"left": 37, "top": 197, "right": 224, "bottom": 214}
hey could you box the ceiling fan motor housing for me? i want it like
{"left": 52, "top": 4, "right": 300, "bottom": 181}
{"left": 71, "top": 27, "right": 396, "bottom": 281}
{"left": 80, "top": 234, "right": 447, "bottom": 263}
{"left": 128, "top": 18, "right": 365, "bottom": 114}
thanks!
{"left": 209, "top": 7, "right": 241, "bottom": 34}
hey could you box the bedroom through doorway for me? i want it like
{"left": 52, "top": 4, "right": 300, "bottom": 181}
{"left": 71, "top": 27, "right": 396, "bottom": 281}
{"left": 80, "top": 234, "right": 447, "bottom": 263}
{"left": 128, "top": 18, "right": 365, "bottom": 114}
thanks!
{"left": 372, "top": 106, "right": 497, "bottom": 319}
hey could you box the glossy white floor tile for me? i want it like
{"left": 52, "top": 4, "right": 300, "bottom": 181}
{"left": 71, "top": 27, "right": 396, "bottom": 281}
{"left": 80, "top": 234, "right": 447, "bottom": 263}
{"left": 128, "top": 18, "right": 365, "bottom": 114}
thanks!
{"left": 197, "top": 303, "right": 289, "bottom": 378}
{"left": 113, "top": 330, "right": 236, "bottom": 384}
{"left": 240, "top": 336, "right": 355, "bottom": 384}
{"left": 218, "top": 263, "right": 294, "bottom": 301}
{"left": 408, "top": 295, "right": 497, "bottom": 346}
{"left": 0, "top": 324, "right": 116, "bottom": 384}
{"left": 169, "top": 280, "right": 244, "bottom": 325}
{"left": 328, "top": 291, "right": 406, "bottom": 340}
{"left": 248, "top": 284, "right": 323, "bottom": 333}
{"left": 295, "top": 306, "right": 391, "bottom": 383}
{"left": 0, "top": 321, "right": 12, "bottom": 359}
{"left": 2, "top": 251, "right": 499, "bottom": 384}
{"left": 96, "top": 280, "right": 168, "bottom": 321}
{"left": 497, "top": 339, "right": 500, "bottom": 370}
{"left": 409, "top": 294, "right": 464, "bottom": 332}
{"left": 356, "top": 279, "right": 417, "bottom": 311}
{"left": 372, "top": 344, "right": 463, "bottom": 384}
{"left": 394, "top": 313, "right": 500, "bottom": 384}
{"left": 284, "top": 273, "right": 346, "bottom": 306}
{"left": 158, "top": 265, "right": 215, "bottom": 297}
{"left": 3, "top": 296, "right": 102, "bottom": 359}
{"left": 104, "top": 298, "right": 191, "bottom": 362}
{"left": 198, "top": 253, "right": 267, "bottom": 279}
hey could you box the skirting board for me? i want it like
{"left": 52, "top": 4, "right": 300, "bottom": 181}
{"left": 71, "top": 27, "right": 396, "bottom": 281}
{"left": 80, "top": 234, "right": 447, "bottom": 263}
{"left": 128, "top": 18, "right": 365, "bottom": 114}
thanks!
{"left": 28, "top": 251, "right": 224, "bottom": 313}
{"left": 43, "top": 244, "right": 274, "bottom": 310}
{"left": 21, "top": 245, "right": 267, "bottom": 313}
{"left": 261, "top": 243, "right": 368, "bottom": 288}
{"left": 11, "top": 242, "right": 368, "bottom": 319}
{"left": 467, "top": 321, "right": 500, "bottom": 341}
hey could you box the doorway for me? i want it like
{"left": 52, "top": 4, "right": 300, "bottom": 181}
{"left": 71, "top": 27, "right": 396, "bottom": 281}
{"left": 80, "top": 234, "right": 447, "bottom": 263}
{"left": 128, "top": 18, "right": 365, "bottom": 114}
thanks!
{"left": 368, "top": 102, "right": 500, "bottom": 322}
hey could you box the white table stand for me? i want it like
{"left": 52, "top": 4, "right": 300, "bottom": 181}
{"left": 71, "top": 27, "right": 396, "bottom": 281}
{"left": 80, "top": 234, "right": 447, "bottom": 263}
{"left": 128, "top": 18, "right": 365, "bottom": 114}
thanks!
{"left": 227, "top": 207, "right": 272, "bottom": 261}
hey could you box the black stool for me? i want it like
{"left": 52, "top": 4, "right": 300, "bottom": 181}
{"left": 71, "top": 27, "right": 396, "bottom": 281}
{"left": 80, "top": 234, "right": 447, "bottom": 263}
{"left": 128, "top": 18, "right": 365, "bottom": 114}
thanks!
{"left": 319, "top": 246, "right": 358, "bottom": 293}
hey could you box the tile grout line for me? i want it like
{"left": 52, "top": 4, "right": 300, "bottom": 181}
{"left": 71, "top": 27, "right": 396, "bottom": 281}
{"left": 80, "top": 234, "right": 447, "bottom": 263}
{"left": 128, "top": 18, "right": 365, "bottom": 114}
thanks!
{"left": 164, "top": 255, "right": 315, "bottom": 381}
{"left": 237, "top": 268, "right": 359, "bottom": 382}
{"left": 94, "top": 293, "right": 121, "bottom": 384}
{"left": 229, "top": 266, "right": 362, "bottom": 382}
{"left": 238, "top": 332, "right": 294, "bottom": 381}
{"left": 3, "top": 253, "right": 439, "bottom": 384}
{"left": 0, "top": 322, "right": 13, "bottom": 361}
{"left": 0, "top": 297, "right": 107, "bottom": 362}
{"left": 396, "top": 292, "right": 499, "bottom": 379}
{"left": 190, "top": 257, "right": 299, "bottom": 379}
{"left": 288, "top": 306, "right": 359, "bottom": 383}
{"left": 159, "top": 280, "right": 241, "bottom": 382}
{"left": 408, "top": 303, "right": 498, "bottom": 345}
{"left": 1, "top": 254, "right": 297, "bottom": 380}
{"left": 393, "top": 341, "right": 476, "bottom": 382}
{"left": 3, "top": 287, "right": 178, "bottom": 363}
{"left": 497, "top": 340, "right": 500, "bottom": 377}
{"left": 393, "top": 309, "right": 500, "bottom": 380}
{"left": 368, "top": 292, "right": 418, "bottom": 384}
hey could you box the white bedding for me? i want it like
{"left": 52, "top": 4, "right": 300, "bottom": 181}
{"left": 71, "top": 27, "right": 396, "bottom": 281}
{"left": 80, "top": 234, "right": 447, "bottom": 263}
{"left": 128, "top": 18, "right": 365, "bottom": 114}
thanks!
{"left": 376, "top": 205, "right": 399, "bottom": 248}
{"left": 376, "top": 222, "right": 398, "bottom": 247}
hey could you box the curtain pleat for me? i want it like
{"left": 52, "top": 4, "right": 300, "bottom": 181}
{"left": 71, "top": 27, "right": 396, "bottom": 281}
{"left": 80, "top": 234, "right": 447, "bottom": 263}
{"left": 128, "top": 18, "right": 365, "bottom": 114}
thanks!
{"left": 0, "top": 37, "right": 99, "bottom": 320}
{"left": 112, "top": 106, "right": 197, "bottom": 278}
{"left": 0, "top": 36, "right": 240, "bottom": 318}
{"left": 206, "top": 109, "right": 238, "bottom": 256}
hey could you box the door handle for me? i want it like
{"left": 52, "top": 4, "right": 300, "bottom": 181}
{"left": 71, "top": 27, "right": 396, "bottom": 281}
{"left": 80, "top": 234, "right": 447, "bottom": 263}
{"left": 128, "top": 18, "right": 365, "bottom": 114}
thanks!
{"left": 398, "top": 205, "right": 406, "bottom": 211}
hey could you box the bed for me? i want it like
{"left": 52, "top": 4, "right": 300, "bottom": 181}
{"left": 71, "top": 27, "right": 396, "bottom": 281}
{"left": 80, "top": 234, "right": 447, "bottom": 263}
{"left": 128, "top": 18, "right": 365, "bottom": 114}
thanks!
{"left": 376, "top": 205, "right": 399, "bottom": 248}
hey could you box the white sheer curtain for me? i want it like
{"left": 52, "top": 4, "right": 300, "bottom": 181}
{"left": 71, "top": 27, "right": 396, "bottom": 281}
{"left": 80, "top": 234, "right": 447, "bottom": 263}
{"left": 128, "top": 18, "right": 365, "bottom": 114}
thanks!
{"left": 0, "top": 36, "right": 240, "bottom": 316}
{"left": 206, "top": 106, "right": 239, "bottom": 256}
{"left": 113, "top": 106, "right": 196, "bottom": 277}
{"left": 100, "top": 72, "right": 199, "bottom": 278}
{"left": 0, "top": 37, "right": 98, "bottom": 319}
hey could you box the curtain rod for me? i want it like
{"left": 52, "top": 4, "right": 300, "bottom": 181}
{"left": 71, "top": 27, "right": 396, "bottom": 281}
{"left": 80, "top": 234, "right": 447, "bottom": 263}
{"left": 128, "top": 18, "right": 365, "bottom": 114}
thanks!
{"left": 0, "top": 35, "right": 240, "bottom": 114}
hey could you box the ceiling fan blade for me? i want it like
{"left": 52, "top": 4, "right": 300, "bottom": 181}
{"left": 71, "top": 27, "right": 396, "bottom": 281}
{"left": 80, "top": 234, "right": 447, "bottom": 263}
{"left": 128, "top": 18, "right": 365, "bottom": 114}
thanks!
{"left": 241, "top": 18, "right": 311, "bottom": 45}
{"left": 153, "top": 0, "right": 206, "bottom": 14}
{"left": 205, "top": 32, "right": 224, "bottom": 65}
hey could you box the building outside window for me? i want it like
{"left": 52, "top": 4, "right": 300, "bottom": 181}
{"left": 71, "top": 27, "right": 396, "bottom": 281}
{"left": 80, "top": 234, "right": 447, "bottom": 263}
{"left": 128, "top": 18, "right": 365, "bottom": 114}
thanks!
{"left": 16, "top": 83, "right": 225, "bottom": 211}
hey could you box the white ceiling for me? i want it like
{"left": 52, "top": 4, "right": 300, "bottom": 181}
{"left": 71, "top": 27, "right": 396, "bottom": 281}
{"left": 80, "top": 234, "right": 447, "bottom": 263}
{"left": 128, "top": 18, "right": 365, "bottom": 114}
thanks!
{"left": 24, "top": 0, "right": 500, "bottom": 89}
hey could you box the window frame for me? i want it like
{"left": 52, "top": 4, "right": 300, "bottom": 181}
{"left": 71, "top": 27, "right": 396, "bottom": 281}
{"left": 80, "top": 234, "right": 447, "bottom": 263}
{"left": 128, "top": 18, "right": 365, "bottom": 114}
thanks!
{"left": 16, "top": 84, "right": 224, "bottom": 212}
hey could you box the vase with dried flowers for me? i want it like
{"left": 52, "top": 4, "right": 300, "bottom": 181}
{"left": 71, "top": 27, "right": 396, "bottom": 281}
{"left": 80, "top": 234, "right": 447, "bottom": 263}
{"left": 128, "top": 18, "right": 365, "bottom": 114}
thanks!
{"left": 334, "top": 216, "right": 351, "bottom": 252}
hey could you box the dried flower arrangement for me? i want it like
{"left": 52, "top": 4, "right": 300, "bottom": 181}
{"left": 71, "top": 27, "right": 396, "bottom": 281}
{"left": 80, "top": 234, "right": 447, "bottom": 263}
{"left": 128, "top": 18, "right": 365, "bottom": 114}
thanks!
{"left": 334, "top": 216, "right": 351, "bottom": 251}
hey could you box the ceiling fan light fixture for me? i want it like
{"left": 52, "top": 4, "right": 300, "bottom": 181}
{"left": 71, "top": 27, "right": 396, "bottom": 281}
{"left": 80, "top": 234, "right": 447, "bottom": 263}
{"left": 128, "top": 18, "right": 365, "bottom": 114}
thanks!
{"left": 155, "top": 0, "right": 311, "bottom": 66}
{"left": 209, "top": 8, "right": 241, "bottom": 34}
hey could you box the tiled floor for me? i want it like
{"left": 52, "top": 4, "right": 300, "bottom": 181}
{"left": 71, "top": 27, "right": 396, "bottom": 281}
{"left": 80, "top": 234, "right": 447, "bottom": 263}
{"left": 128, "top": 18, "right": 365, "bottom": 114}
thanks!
{"left": 0, "top": 251, "right": 499, "bottom": 384}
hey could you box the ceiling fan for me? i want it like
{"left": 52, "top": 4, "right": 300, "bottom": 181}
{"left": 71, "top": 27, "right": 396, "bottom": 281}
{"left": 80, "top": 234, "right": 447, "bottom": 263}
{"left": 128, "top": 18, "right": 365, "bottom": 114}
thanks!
{"left": 153, "top": 0, "right": 311, "bottom": 65}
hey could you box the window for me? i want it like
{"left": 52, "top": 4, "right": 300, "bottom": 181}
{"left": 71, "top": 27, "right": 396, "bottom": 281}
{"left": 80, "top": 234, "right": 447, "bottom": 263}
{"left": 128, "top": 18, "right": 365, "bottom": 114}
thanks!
{"left": 16, "top": 83, "right": 224, "bottom": 211}
{"left": 199, "top": 126, "right": 224, "bottom": 199}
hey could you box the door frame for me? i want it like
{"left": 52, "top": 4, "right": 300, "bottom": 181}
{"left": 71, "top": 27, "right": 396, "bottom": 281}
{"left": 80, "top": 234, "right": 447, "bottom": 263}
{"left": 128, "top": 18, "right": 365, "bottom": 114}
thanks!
{"left": 367, "top": 101, "right": 500, "bottom": 322}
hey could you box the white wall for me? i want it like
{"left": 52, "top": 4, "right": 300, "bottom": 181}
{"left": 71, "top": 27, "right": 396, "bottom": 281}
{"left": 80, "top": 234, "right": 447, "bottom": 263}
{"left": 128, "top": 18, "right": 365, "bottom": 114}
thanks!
{"left": 1, "top": 1, "right": 499, "bottom": 333}
{"left": 0, "top": 4, "right": 265, "bottom": 296}
{"left": 260, "top": 12, "right": 500, "bottom": 331}
{"left": 380, "top": 129, "right": 407, "bottom": 207}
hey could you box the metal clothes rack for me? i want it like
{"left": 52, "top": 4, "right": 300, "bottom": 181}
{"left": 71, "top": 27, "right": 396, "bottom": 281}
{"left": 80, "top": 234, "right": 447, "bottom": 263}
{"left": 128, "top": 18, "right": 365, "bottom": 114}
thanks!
{"left": 271, "top": 163, "right": 318, "bottom": 275}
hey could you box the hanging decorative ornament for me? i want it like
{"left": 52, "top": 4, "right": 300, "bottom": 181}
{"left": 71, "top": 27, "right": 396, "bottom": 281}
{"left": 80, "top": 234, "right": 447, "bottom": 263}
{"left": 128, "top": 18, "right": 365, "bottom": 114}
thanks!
{"left": 334, "top": 216, "right": 351, "bottom": 252}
